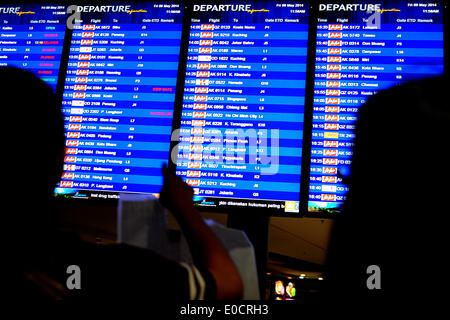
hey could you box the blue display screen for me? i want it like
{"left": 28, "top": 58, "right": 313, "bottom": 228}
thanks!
{"left": 48, "top": 1, "right": 446, "bottom": 214}
{"left": 308, "top": 1, "right": 444, "bottom": 213}
{"left": 0, "top": 4, "right": 67, "bottom": 90}
{"left": 174, "top": 1, "right": 309, "bottom": 213}
{"left": 55, "top": 2, "right": 184, "bottom": 200}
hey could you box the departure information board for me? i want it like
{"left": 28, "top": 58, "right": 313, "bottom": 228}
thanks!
{"left": 55, "top": 2, "right": 184, "bottom": 199}
{"left": 174, "top": 2, "right": 309, "bottom": 213}
{"left": 47, "top": 1, "right": 446, "bottom": 214}
{"left": 0, "top": 4, "right": 67, "bottom": 90}
{"left": 308, "top": 1, "right": 444, "bottom": 213}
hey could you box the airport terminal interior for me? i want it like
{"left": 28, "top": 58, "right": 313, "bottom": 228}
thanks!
{"left": 4, "top": 0, "right": 447, "bottom": 302}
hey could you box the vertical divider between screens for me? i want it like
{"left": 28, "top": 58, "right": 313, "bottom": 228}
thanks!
{"left": 299, "top": 1, "right": 317, "bottom": 217}
{"left": 53, "top": 4, "right": 74, "bottom": 203}
{"left": 168, "top": 1, "right": 192, "bottom": 175}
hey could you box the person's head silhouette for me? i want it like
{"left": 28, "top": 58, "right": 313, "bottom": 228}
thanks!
{"left": 325, "top": 73, "right": 450, "bottom": 307}
{"left": 0, "top": 66, "right": 65, "bottom": 270}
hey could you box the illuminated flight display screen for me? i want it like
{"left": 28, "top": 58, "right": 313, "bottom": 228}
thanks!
{"left": 47, "top": 1, "right": 447, "bottom": 214}
{"left": 174, "top": 1, "right": 310, "bottom": 213}
{"left": 0, "top": 4, "right": 67, "bottom": 90}
{"left": 55, "top": 2, "right": 184, "bottom": 199}
{"left": 308, "top": 1, "right": 444, "bottom": 213}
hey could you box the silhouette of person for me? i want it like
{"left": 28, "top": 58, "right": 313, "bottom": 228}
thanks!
{"left": 1, "top": 66, "right": 242, "bottom": 301}
{"left": 324, "top": 73, "right": 450, "bottom": 309}
{"left": 1, "top": 66, "right": 64, "bottom": 299}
